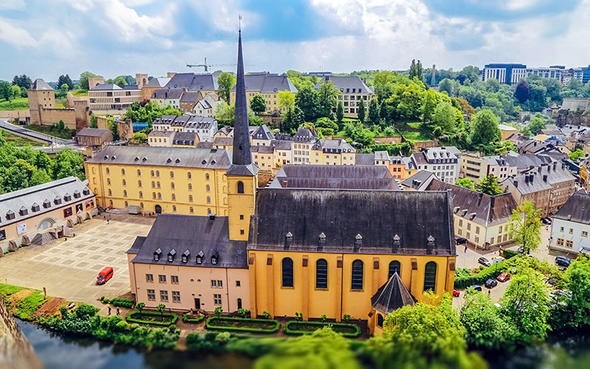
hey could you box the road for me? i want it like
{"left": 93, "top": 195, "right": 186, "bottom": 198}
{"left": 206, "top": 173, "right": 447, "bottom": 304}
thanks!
{"left": 0, "top": 119, "right": 73, "bottom": 146}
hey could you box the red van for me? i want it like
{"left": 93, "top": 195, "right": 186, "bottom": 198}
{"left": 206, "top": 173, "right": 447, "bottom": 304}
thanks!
{"left": 97, "top": 266, "right": 114, "bottom": 285}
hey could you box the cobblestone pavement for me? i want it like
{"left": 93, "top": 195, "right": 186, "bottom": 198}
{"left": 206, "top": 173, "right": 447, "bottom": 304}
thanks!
{"left": 0, "top": 213, "right": 154, "bottom": 308}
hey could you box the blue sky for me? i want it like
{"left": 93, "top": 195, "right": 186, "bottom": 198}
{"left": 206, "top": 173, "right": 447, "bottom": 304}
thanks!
{"left": 0, "top": 0, "right": 589, "bottom": 81}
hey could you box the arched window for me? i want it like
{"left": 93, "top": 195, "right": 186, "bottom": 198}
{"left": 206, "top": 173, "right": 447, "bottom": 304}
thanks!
{"left": 139, "top": 191, "right": 143, "bottom": 199}
{"left": 137, "top": 169, "right": 141, "bottom": 176}
{"left": 123, "top": 190, "right": 127, "bottom": 197}
{"left": 316, "top": 259, "right": 328, "bottom": 289}
{"left": 107, "top": 189, "right": 112, "bottom": 196}
{"left": 351, "top": 260, "right": 363, "bottom": 290}
{"left": 237, "top": 181, "right": 244, "bottom": 194}
{"left": 377, "top": 314, "right": 384, "bottom": 327}
{"left": 282, "top": 257, "right": 294, "bottom": 287}
{"left": 138, "top": 180, "right": 142, "bottom": 187}
{"left": 171, "top": 182, "right": 175, "bottom": 190}
{"left": 188, "top": 183, "right": 192, "bottom": 190}
{"left": 206, "top": 184, "right": 210, "bottom": 192}
{"left": 187, "top": 172, "right": 192, "bottom": 179}
{"left": 121, "top": 168, "right": 125, "bottom": 175}
{"left": 423, "top": 262, "right": 437, "bottom": 292}
{"left": 388, "top": 260, "right": 401, "bottom": 278}
{"left": 206, "top": 196, "right": 211, "bottom": 204}
{"left": 122, "top": 179, "right": 126, "bottom": 186}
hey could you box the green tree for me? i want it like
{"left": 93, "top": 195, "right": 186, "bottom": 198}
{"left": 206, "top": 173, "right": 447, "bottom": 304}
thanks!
{"left": 475, "top": 175, "right": 503, "bottom": 195}
{"left": 109, "top": 118, "right": 120, "bottom": 142}
{"left": 455, "top": 178, "right": 475, "bottom": 190}
{"left": 277, "top": 90, "right": 295, "bottom": 113}
{"left": 514, "top": 80, "right": 530, "bottom": 103}
{"left": 132, "top": 132, "right": 148, "bottom": 143}
{"left": 430, "top": 101, "right": 457, "bottom": 137}
{"left": 114, "top": 76, "right": 128, "bottom": 87}
{"left": 315, "top": 117, "right": 339, "bottom": 137}
{"left": 52, "top": 149, "right": 85, "bottom": 180}
{"left": 563, "top": 254, "right": 590, "bottom": 329}
{"left": 500, "top": 268, "right": 550, "bottom": 344}
{"left": 409, "top": 59, "right": 424, "bottom": 81}
{"left": 255, "top": 327, "right": 360, "bottom": 369}
{"left": 0, "top": 81, "right": 12, "bottom": 100}
{"left": 10, "top": 85, "right": 21, "bottom": 100}
{"left": 336, "top": 101, "right": 344, "bottom": 125}
{"left": 57, "top": 74, "right": 74, "bottom": 90}
{"left": 438, "top": 78, "right": 459, "bottom": 97}
{"left": 217, "top": 72, "right": 236, "bottom": 103}
{"left": 569, "top": 148, "right": 585, "bottom": 162}
{"left": 316, "top": 80, "right": 340, "bottom": 119}
{"left": 79, "top": 71, "right": 98, "bottom": 90}
{"left": 470, "top": 109, "right": 500, "bottom": 154}
{"left": 12, "top": 74, "right": 32, "bottom": 90}
{"left": 136, "top": 302, "right": 145, "bottom": 314}
{"left": 509, "top": 200, "right": 542, "bottom": 254}
{"left": 368, "top": 98, "right": 380, "bottom": 125}
{"left": 357, "top": 100, "right": 366, "bottom": 123}
{"left": 524, "top": 114, "right": 546, "bottom": 137}
{"left": 214, "top": 102, "right": 235, "bottom": 126}
{"left": 295, "top": 85, "right": 319, "bottom": 121}
{"left": 156, "top": 304, "right": 166, "bottom": 317}
{"left": 250, "top": 94, "right": 267, "bottom": 115}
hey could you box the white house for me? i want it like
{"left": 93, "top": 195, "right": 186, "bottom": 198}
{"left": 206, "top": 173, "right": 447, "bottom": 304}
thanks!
{"left": 549, "top": 190, "right": 590, "bottom": 254}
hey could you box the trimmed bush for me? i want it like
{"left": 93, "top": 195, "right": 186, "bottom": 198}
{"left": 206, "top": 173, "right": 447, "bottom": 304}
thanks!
{"left": 110, "top": 298, "right": 134, "bottom": 308}
{"left": 126, "top": 310, "right": 178, "bottom": 327}
{"left": 284, "top": 320, "right": 361, "bottom": 338}
{"left": 205, "top": 317, "right": 280, "bottom": 334}
{"left": 503, "top": 249, "right": 520, "bottom": 259}
{"left": 182, "top": 312, "right": 205, "bottom": 324}
{"left": 454, "top": 261, "right": 508, "bottom": 289}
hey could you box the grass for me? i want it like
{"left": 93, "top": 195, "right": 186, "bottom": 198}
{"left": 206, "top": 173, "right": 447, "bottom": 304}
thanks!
{"left": 0, "top": 97, "right": 29, "bottom": 110}
{"left": 0, "top": 283, "right": 25, "bottom": 297}
{"left": 401, "top": 130, "right": 430, "bottom": 142}
{"left": 14, "top": 291, "right": 46, "bottom": 320}
{"left": 406, "top": 122, "right": 422, "bottom": 129}
{"left": 0, "top": 129, "right": 46, "bottom": 146}
{"left": 55, "top": 98, "right": 67, "bottom": 108}
{"left": 25, "top": 124, "right": 76, "bottom": 139}
{"left": 70, "top": 89, "right": 88, "bottom": 97}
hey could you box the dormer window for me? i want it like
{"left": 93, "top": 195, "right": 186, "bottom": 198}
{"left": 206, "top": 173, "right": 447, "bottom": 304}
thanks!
{"left": 285, "top": 232, "right": 293, "bottom": 250}
{"left": 153, "top": 248, "right": 162, "bottom": 261}
{"left": 426, "top": 235, "right": 436, "bottom": 254}
{"left": 73, "top": 190, "right": 81, "bottom": 199}
{"left": 211, "top": 251, "right": 219, "bottom": 265}
{"left": 54, "top": 196, "right": 62, "bottom": 205}
{"left": 82, "top": 189, "right": 90, "bottom": 196}
{"left": 43, "top": 199, "right": 51, "bottom": 209}
{"left": 181, "top": 250, "right": 190, "bottom": 263}
{"left": 168, "top": 249, "right": 176, "bottom": 262}
{"left": 6, "top": 210, "right": 16, "bottom": 220}
{"left": 63, "top": 193, "right": 72, "bottom": 202}
{"left": 196, "top": 250, "right": 204, "bottom": 264}
{"left": 19, "top": 206, "right": 28, "bottom": 216}
{"left": 393, "top": 234, "right": 401, "bottom": 250}
{"left": 354, "top": 234, "right": 363, "bottom": 251}
{"left": 31, "top": 203, "right": 40, "bottom": 212}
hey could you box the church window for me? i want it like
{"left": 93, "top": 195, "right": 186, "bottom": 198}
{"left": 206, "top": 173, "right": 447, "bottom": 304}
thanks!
{"left": 351, "top": 260, "right": 363, "bottom": 290}
{"left": 237, "top": 181, "right": 244, "bottom": 194}
{"left": 316, "top": 259, "right": 328, "bottom": 289}
{"left": 388, "top": 260, "right": 401, "bottom": 278}
{"left": 424, "top": 262, "right": 437, "bottom": 292}
{"left": 282, "top": 257, "right": 294, "bottom": 287}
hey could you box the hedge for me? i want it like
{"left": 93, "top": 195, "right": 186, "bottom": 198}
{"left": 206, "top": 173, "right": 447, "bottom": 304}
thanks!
{"left": 125, "top": 310, "right": 178, "bottom": 327}
{"left": 110, "top": 298, "right": 134, "bottom": 308}
{"left": 454, "top": 261, "right": 509, "bottom": 289}
{"left": 503, "top": 249, "right": 520, "bottom": 259}
{"left": 182, "top": 312, "right": 205, "bottom": 324}
{"left": 205, "top": 317, "right": 280, "bottom": 334}
{"left": 284, "top": 321, "right": 361, "bottom": 338}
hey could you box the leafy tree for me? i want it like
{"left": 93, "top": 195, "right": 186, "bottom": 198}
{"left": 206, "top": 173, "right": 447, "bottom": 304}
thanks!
{"left": 336, "top": 101, "right": 344, "bottom": 125}
{"left": 214, "top": 101, "right": 235, "bottom": 126}
{"left": 0, "top": 80, "right": 12, "bottom": 100}
{"left": 57, "top": 74, "right": 74, "bottom": 90}
{"left": 89, "top": 115, "right": 98, "bottom": 128}
{"left": 438, "top": 78, "right": 459, "bottom": 97}
{"left": 295, "top": 85, "right": 319, "bottom": 121}
{"left": 429, "top": 101, "right": 458, "bottom": 137}
{"left": 109, "top": 118, "right": 120, "bottom": 142}
{"left": 569, "top": 148, "right": 585, "bottom": 162}
{"left": 281, "top": 106, "right": 304, "bottom": 134}
{"left": 12, "top": 74, "right": 32, "bottom": 90}
{"left": 132, "top": 132, "right": 148, "bottom": 143}
{"left": 277, "top": 90, "right": 295, "bottom": 113}
{"left": 470, "top": 109, "right": 500, "bottom": 154}
{"left": 217, "top": 72, "right": 236, "bottom": 103}
{"left": 316, "top": 80, "right": 340, "bottom": 119}
{"left": 343, "top": 122, "right": 375, "bottom": 147}
{"left": 475, "top": 175, "right": 503, "bottom": 195}
{"left": 455, "top": 178, "right": 475, "bottom": 190}
{"left": 460, "top": 290, "right": 517, "bottom": 351}
{"left": 524, "top": 80, "right": 548, "bottom": 112}
{"left": 485, "top": 78, "right": 500, "bottom": 93}
{"left": 523, "top": 114, "right": 546, "bottom": 137}
{"left": 114, "top": 76, "right": 128, "bottom": 87}
{"left": 563, "top": 254, "right": 590, "bottom": 329}
{"left": 368, "top": 98, "right": 380, "bottom": 125}
{"left": 357, "top": 100, "right": 366, "bottom": 123}
{"left": 315, "top": 117, "right": 339, "bottom": 137}
{"left": 10, "top": 85, "right": 21, "bottom": 100}
{"left": 509, "top": 200, "right": 542, "bottom": 254}
{"left": 500, "top": 268, "right": 550, "bottom": 344}
{"left": 250, "top": 94, "right": 267, "bottom": 115}
{"left": 53, "top": 149, "right": 85, "bottom": 180}
{"left": 79, "top": 71, "right": 98, "bottom": 90}
{"left": 409, "top": 59, "right": 424, "bottom": 81}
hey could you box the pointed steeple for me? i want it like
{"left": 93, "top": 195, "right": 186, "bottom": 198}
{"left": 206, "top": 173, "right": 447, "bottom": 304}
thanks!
{"left": 231, "top": 23, "right": 253, "bottom": 168}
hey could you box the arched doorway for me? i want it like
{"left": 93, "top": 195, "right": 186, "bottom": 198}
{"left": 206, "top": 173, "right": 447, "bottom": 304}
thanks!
{"left": 37, "top": 217, "right": 56, "bottom": 230}
{"left": 155, "top": 205, "right": 162, "bottom": 214}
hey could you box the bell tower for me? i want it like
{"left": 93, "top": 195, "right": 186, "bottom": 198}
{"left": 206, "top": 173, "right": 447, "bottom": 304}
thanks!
{"left": 226, "top": 23, "right": 258, "bottom": 241}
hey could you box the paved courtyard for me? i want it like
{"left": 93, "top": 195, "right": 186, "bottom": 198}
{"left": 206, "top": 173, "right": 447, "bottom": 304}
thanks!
{"left": 0, "top": 213, "right": 154, "bottom": 307}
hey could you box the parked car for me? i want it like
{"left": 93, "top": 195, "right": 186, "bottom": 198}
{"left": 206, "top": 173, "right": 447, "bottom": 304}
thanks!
{"left": 453, "top": 289, "right": 461, "bottom": 297}
{"left": 471, "top": 285, "right": 483, "bottom": 292}
{"left": 555, "top": 256, "right": 572, "bottom": 268}
{"left": 478, "top": 257, "right": 491, "bottom": 267}
{"left": 497, "top": 272, "right": 511, "bottom": 282}
{"left": 491, "top": 257, "right": 505, "bottom": 265}
{"left": 541, "top": 217, "right": 552, "bottom": 225}
{"left": 485, "top": 278, "right": 498, "bottom": 289}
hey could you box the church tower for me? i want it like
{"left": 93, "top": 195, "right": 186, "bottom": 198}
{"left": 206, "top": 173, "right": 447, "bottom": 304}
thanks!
{"left": 226, "top": 25, "right": 258, "bottom": 241}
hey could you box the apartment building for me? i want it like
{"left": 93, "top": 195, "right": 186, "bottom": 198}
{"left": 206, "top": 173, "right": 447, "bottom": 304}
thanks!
{"left": 410, "top": 147, "right": 461, "bottom": 184}
{"left": 549, "top": 190, "right": 590, "bottom": 254}
{"left": 316, "top": 74, "right": 374, "bottom": 117}
{"left": 311, "top": 139, "right": 356, "bottom": 165}
{"left": 89, "top": 83, "right": 141, "bottom": 112}
{"left": 460, "top": 153, "right": 517, "bottom": 183}
{"left": 230, "top": 72, "right": 298, "bottom": 115}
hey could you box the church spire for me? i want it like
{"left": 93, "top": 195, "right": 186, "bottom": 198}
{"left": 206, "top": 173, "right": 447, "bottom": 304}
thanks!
{"left": 231, "top": 21, "right": 252, "bottom": 167}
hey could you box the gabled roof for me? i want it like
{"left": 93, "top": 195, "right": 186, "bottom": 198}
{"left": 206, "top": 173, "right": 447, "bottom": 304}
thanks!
{"left": 180, "top": 91, "right": 200, "bottom": 103}
{"left": 165, "top": 73, "right": 217, "bottom": 91}
{"left": 554, "top": 190, "right": 590, "bottom": 224}
{"left": 401, "top": 170, "right": 436, "bottom": 191}
{"left": 91, "top": 83, "right": 122, "bottom": 91}
{"left": 240, "top": 73, "right": 297, "bottom": 93}
{"left": 251, "top": 125, "right": 274, "bottom": 140}
{"left": 371, "top": 272, "right": 415, "bottom": 314}
{"left": 30, "top": 79, "right": 53, "bottom": 91}
{"left": 318, "top": 75, "right": 373, "bottom": 94}
{"left": 152, "top": 88, "right": 185, "bottom": 99}
{"left": 145, "top": 77, "right": 170, "bottom": 88}
{"left": 355, "top": 153, "right": 374, "bottom": 165}
{"left": 293, "top": 128, "right": 317, "bottom": 142}
{"left": 77, "top": 128, "right": 111, "bottom": 138}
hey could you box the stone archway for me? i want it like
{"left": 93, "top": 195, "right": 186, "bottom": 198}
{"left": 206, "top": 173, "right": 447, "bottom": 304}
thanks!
{"left": 37, "top": 217, "right": 56, "bottom": 231}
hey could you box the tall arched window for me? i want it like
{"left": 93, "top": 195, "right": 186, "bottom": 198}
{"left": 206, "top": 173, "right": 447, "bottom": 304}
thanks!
{"left": 282, "top": 258, "right": 294, "bottom": 287}
{"left": 237, "top": 181, "right": 244, "bottom": 194}
{"left": 316, "top": 259, "right": 328, "bottom": 289}
{"left": 388, "top": 260, "right": 401, "bottom": 278}
{"left": 423, "top": 262, "right": 437, "bottom": 292}
{"left": 351, "top": 260, "right": 363, "bottom": 290}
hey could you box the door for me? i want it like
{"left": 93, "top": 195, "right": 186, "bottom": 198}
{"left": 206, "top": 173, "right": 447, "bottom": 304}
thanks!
{"left": 237, "top": 298, "right": 242, "bottom": 309}
{"left": 194, "top": 298, "right": 201, "bottom": 310}
{"left": 155, "top": 205, "right": 162, "bottom": 214}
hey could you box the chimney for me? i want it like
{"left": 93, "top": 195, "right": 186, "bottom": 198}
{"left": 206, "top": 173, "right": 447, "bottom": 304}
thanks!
{"left": 284, "top": 232, "right": 293, "bottom": 250}
{"left": 209, "top": 213, "right": 216, "bottom": 221}
{"left": 354, "top": 234, "right": 362, "bottom": 252}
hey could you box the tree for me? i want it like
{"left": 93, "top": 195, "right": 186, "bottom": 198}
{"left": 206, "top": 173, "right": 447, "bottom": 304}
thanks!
{"left": 368, "top": 98, "right": 380, "bottom": 125}
{"left": 475, "top": 175, "right": 503, "bottom": 195}
{"left": 136, "top": 302, "right": 145, "bottom": 314}
{"left": 430, "top": 101, "right": 457, "bottom": 136}
{"left": 277, "top": 90, "right": 295, "bottom": 113}
{"left": 114, "top": 76, "right": 128, "bottom": 87}
{"left": 79, "top": 71, "right": 98, "bottom": 90}
{"left": 316, "top": 80, "right": 340, "bottom": 119}
{"left": 509, "top": 200, "right": 542, "bottom": 254}
{"left": 409, "top": 59, "right": 424, "bottom": 81}
{"left": 336, "top": 101, "right": 344, "bottom": 125}
{"left": 357, "top": 100, "right": 366, "bottom": 123}
{"left": 57, "top": 74, "right": 74, "bottom": 90}
{"left": 52, "top": 149, "right": 85, "bottom": 180}
{"left": 524, "top": 114, "right": 546, "bottom": 136}
{"left": 12, "top": 74, "right": 32, "bottom": 90}
{"left": 455, "top": 178, "right": 475, "bottom": 190}
{"left": 156, "top": 304, "right": 166, "bottom": 317}
{"left": 470, "top": 109, "right": 500, "bottom": 154}
{"left": 315, "top": 117, "right": 339, "bottom": 137}
{"left": 0, "top": 81, "right": 12, "bottom": 101}
{"left": 217, "top": 72, "right": 236, "bottom": 103}
{"left": 10, "top": 85, "right": 21, "bottom": 100}
{"left": 132, "top": 132, "right": 148, "bottom": 143}
{"left": 295, "top": 85, "right": 319, "bottom": 121}
{"left": 255, "top": 328, "right": 360, "bottom": 369}
{"left": 214, "top": 102, "right": 235, "bottom": 126}
{"left": 563, "top": 254, "right": 590, "bottom": 329}
{"left": 524, "top": 81, "right": 548, "bottom": 112}
{"left": 438, "top": 78, "right": 458, "bottom": 97}
{"left": 250, "top": 94, "right": 266, "bottom": 115}
{"left": 500, "top": 268, "right": 550, "bottom": 344}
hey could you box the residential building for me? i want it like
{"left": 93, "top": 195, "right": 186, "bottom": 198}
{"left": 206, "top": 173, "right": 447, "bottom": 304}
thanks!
{"left": 151, "top": 88, "right": 185, "bottom": 110}
{"left": 410, "top": 147, "right": 461, "bottom": 184}
{"left": 426, "top": 179, "right": 517, "bottom": 249}
{"left": 75, "top": 128, "right": 113, "bottom": 148}
{"left": 172, "top": 132, "right": 198, "bottom": 148}
{"left": 311, "top": 139, "right": 356, "bottom": 165}
{"left": 230, "top": 72, "right": 298, "bottom": 115}
{"left": 251, "top": 125, "right": 274, "bottom": 147}
{"left": 550, "top": 190, "right": 590, "bottom": 254}
{"left": 316, "top": 74, "right": 374, "bottom": 117}
{"left": 164, "top": 73, "right": 218, "bottom": 95}
{"left": 400, "top": 170, "right": 436, "bottom": 191}
{"left": 147, "top": 130, "right": 175, "bottom": 147}
{"left": 460, "top": 153, "right": 517, "bottom": 183}
{"left": 179, "top": 91, "right": 200, "bottom": 113}
{"left": 251, "top": 145, "right": 275, "bottom": 171}
{"left": 0, "top": 177, "right": 96, "bottom": 251}
{"left": 140, "top": 76, "right": 170, "bottom": 101}
{"left": 292, "top": 128, "right": 317, "bottom": 164}
{"left": 152, "top": 115, "right": 177, "bottom": 131}
{"left": 183, "top": 116, "right": 218, "bottom": 142}
{"left": 192, "top": 92, "right": 221, "bottom": 117}
{"left": 498, "top": 124, "right": 519, "bottom": 140}
{"left": 89, "top": 83, "right": 141, "bottom": 112}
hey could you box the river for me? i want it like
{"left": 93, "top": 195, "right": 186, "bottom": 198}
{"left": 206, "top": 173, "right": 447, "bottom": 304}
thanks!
{"left": 17, "top": 320, "right": 590, "bottom": 369}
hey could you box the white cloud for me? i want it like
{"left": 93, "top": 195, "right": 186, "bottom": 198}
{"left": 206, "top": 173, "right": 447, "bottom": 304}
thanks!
{"left": 0, "top": 18, "right": 37, "bottom": 48}
{"left": 0, "top": 0, "right": 25, "bottom": 10}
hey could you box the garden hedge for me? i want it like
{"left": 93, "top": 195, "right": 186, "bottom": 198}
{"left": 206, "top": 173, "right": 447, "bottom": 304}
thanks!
{"left": 284, "top": 321, "right": 361, "bottom": 338}
{"left": 110, "top": 298, "right": 134, "bottom": 308}
{"left": 205, "top": 317, "right": 280, "bottom": 334}
{"left": 182, "top": 313, "right": 205, "bottom": 324}
{"left": 125, "top": 310, "right": 178, "bottom": 327}
{"left": 454, "top": 261, "right": 510, "bottom": 289}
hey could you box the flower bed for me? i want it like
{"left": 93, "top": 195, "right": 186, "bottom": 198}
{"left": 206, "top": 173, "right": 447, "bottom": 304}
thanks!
{"left": 284, "top": 321, "right": 361, "bottom": 338}
{"left": 205, "top": 317, "right": 280, "bottom": 334}
{"left": 125, "top": 310, "right": 178, "bottom": 327}
{"left": 182, "top": 312, "right": 205, "bottom": 324}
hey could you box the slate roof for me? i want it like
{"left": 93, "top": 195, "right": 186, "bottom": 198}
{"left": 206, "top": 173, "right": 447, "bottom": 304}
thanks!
{"left": 271, "top": 139, "right": 292, "bottom": 151}
{"left": 501, "top": 152, "right": 553, "bottom": 172}
{"left": 241, "top": 73, "right": 297, "bottom": 93}
{"left": 503, "top": 162, "right": 575, "bottom": 195}
{"left": 148, "top": 130, "right": 175, "bottom": 138}
{"left": 0, "top": 177, "right": 94, "bottom": 228}
{"left": 87, "top": 146, "right": 231, "bottom": 169}
{"left": 312, "top": 139, "right": 355, "bottom": 153}
{"left": 152, "top": 88, "right": 185, "bottom": 99}
{"left": 426, "top": 179, "right": 517, "bottom": 227}
{"left": 165, "top": 73, "right": 217, "bottom": 91}
{"left": 30, "top": 79, "right": 53, "bottom": 91}
{"left": 252, "top": 125, "right": 274, "bottom": 140}
{"left": 185, "top": 116, "right": 217, "bottom": 130}
{"left": 553, "top": 190, "right": 590, "bottom": 224}
{"left": 128, "top": 214, "right": 248, "bottom": 269}
{"left": 213, "top": 137, "right": 234, "bottom": 146}
{"left": 355, "top": 153, "right": 374, "bottom": 165}
{"left": 371, "top": 272, "right": 415, "bottom": 314}
{"left": 318, "top": 75, "right": 373, "bottom": 94}
{"left": 180, "top": 91, "right": 200, "bottom": 103}
{"left": 249, "top": 189, "right": 455, "bottom": 256}
{"left": 251, "top": 145, "right": 274, "bottom": 154}
{"left": 91, "top": 83, "right": 122, "bottom": 90}
{"left": 77, "top": 128, "right": 110, "bottom": 138}
{"left": 292, "top": 128, "right": 317, "bottom": 142}
{"left": 269, "top": 165, "right": 401, "bottom": 190}
{"left": 145, "top": 77, "right": 170, "bottom": 88}
{"left": 172, "top": 131, "right": 197, "bottom": 144}
{"left": 401, "top": 170, "right": 436, "bottom": 191}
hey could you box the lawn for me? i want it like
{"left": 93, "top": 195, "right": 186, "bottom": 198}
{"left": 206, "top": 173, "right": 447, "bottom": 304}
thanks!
{"left": 70, "top": 89, "right": 88, "bottom": 97}
{"left": 401, "top": 130, "right": 430, "bottom": 142}
{"left": 0, "top": 97, "right": 29, "bottom": 111}
{"left": 25, "top": 124, "right": 76, "bottom": 139}
{"left": 0, "top": 129, "right": 46, "bottom": 146}
{"left": 0, "top": 283, "right": 25, "bottom": 297}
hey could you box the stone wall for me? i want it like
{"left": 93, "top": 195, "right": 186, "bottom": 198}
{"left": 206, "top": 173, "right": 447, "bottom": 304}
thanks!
{"left": 0, "top": 299, "right": 42, "bottom": 369}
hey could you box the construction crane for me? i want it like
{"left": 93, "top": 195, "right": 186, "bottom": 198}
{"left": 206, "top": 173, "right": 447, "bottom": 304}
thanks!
{"left": 186, "top": 57, "right": 233, "bottom": 72}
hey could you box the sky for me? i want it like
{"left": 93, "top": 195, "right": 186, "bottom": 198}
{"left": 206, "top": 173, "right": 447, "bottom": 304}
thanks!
{"left": 1, "top": 0, "right": 589, "bottom": 82}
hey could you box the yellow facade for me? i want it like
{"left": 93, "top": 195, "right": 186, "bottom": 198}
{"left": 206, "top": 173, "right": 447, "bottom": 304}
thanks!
{"left": 85, "top": 162, "right": 229, "bottom": 217}
{"left": 248, "top": 250, "right": 455, "bottom": 321}
{"left": 311, "top": 149, "right": 356, "bottom": 165}
{"left": 227, "top": 174, "right": 257, "bottom": 241}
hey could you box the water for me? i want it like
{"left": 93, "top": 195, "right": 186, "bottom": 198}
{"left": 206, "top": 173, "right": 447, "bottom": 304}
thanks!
{"left": 17, "top": 321, "right": 254, "bottom": 369}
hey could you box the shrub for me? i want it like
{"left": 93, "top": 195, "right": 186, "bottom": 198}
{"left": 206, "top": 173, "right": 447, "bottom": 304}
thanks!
{"left": 454, "top": 261, "right": 508, "bottom": 289}
{"left": 110, "top": 298, "right": 134, "bottom": 308}
{"left": 237, "top": 308, "right": 251, "bottom": 318}
{"left": 186, "top": 332, "right": 232, "bottom": 352}
{"left": 260, "top": 311, "right": 271, "bottom": 319}
{"left": 75, "top": 304, "right": 99, "bottom": 320}
{"left": 206, "top": 317, "right": 280, "bottom": 334}
{"left": 99, "top": 296, "right": 111, "bottom": 304}
{"left": 503, "top": 249, "right": 520, "bottom": 259}
{"left": 14, "top": 291, "right": 45, "bottom": 320}
{"left": 182, "top": 312, "right": 205, "bottom": 324}
{"left": 284, "top": 321, "right": 361, "bottom": 338}
{"left": 126, "top": 310, "right": 178, "bottom": 327}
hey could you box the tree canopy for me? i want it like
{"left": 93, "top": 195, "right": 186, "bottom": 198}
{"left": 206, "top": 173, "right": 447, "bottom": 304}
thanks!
{"left": 217, "top": 72, "right": 236, "bottom": 103}
{"left": 509, "top": 200, "right": 542, "bottom": 254}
